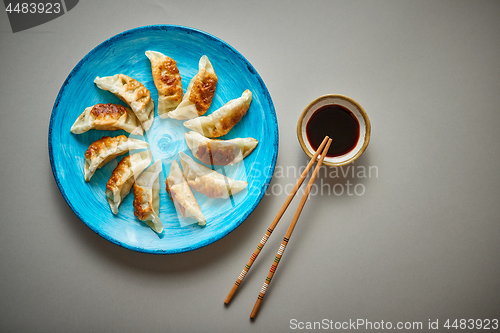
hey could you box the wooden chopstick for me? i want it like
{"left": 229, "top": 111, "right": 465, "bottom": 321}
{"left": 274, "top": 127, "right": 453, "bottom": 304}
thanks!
{"left": 250, "top": 137, "right": 332, "bottom": 319}
{"left": 224, "top": 136, "right": 330, "bottom": 305}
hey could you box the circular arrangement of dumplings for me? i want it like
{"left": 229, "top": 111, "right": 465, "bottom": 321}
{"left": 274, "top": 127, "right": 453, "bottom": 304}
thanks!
{"left": 70, "top": 53, "right": 258, "bottom": 234}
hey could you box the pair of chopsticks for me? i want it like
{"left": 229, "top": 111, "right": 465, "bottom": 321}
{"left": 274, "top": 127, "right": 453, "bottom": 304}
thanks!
{"left": 224, "top": 136, "right": 332, "bottom": 319}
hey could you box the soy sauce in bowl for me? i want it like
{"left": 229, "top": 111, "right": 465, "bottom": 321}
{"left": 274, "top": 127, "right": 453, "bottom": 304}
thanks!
{"left": 297, "top": 94, "right": 370, "bottom": 167}
{"left": 306, "top": 104, "right": 360, "bottom": 157}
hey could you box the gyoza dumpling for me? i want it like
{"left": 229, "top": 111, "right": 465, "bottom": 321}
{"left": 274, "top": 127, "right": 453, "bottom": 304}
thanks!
{"left": 165, "top": 160, "right": 206, "bottom": 226}
{"left": 94, "top": 74, "right": 155, "bottom": 131}
{"left": 168, "top": 55, "right": 217, "bottom": 120}
{"left": 145, "top": 51, "right": 183, "bottom": 118}
{"left": 185, "top": 131, "right": 258, "bottom": 166}
{"left": 183, "top": 90, "right": 252, "bottom": 138}
{"left": 106, "top": 151, "right": 152, "bottom": 214}
{"left": 84, "top": 135, "right": 149, "bottom": 181}
{"left": 179, "top": 152, "right": 247, "bottom": 199}
{"left": 133, "top": 160, "right": 163, "bottom": 233}
{"left": 70, "top": 103, "right": 143, "bottom": 135}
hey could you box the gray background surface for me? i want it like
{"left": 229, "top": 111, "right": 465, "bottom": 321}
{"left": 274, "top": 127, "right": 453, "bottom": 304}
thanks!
{"left": 1, "top": 1, "right": 499, "bottom": 332}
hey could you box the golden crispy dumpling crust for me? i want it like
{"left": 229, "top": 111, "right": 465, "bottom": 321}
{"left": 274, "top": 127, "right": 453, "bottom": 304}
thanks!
{"left": 94, "top": 74, "right": 155, "bottom": 130}
{"left": 165, "top": 161, "right": 205, "bottom": 225}
{"left": 105, "top": 151, "right": 152, "bottom": 214}
{"left": 70, "top": 103, "right": 143, "bottom": 135}
{"left": 168, "top": 56, "right": 217, "bottom": 120}
{"left": 133, "top": 185, "right": 153, "bottom": 220}
{"left": 152, "top": 57, "right": 183, "bottom": 103}
{"left": 85, "top": 135, "right": 127, "bottom": 159}
{"left": 183, "top": 90, "right": 252, "bottom": 138}
{"left": 106, "top": 156, "right": 133, "bottom": 193}
{"left": 189, "top": 70, "right": 218, "bottom": 116}
{"left": 116, "top": 74, "right": 152, "bottom": 109}
{"left": 213, "top": 103, "right": 246, "bottom": 135}
{"left": 131, "top": 161, "right": 162, "bottom": 233}
{"left": 84, "top": 136, "right": 149, "bottom": 182}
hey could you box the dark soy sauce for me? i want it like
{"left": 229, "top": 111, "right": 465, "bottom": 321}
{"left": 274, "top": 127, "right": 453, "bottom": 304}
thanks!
{"left": 306, "top": 104, "right": 360, "bottom": 157}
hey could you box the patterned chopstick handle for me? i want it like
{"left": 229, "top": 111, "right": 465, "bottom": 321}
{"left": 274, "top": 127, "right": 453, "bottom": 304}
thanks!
{"left": 224, "top": 229, "right": 273, "bottom": 304}
{"left": 250, "top": 237, "right": 289, "bottom": 318}
{"left": 238, "top": 230, "right": 272, "bottom": 285}
{"left": 224, "top": 137, "right": 330, "bottom": 306}
{"left": 249, "top": 138, "right": 332, "bottom": 319}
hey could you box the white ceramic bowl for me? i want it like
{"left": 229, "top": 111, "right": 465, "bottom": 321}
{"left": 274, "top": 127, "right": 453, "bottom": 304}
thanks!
{"left": 297, "top": 94, "right": 371, "bottom": 167}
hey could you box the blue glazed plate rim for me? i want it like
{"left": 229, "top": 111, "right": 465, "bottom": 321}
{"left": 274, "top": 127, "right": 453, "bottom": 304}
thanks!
{"left": 48, "top": 24, "right": 279, "bottom": 254}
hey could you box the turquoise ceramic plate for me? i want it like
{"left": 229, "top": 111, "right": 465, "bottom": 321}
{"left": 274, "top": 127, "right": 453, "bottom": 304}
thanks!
{"left": 49, "top": 25, "right": 278, "bottom": 254}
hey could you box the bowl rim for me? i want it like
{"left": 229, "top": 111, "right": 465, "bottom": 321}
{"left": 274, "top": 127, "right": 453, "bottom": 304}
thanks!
{"left": 296, "top": 94, "right": 371, "bottom": 167}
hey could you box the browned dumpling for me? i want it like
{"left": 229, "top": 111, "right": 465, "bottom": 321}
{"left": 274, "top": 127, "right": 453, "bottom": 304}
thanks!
{"left": 179, "top": 152, "right": 247, "bottom": 198}
{"left": 183, "top": 90, "right": 251, "bottom": 138}
{"left": 133, "top": 160, "right": 163, "bottom": 233}
{"left": 165, "top": 161, "right": 206, "bottom": 226}
{"left": 185, "top": 131, "right": 258, "bottom": 166}
{"left": 70, "top": 103, "right": 143, "bottom": 135}
{"left": 105, "top": 151, "right": 152, "bottom": 214}
{"left": 168, "top": 55, "right": 217, "bottom": 120}
{"left": 84, "top": 135, "right": 149, "bottom": 181}
{"left": 94, "top": 74, "right": 155, "bottom": 131}
{"left": 145, "top": 51, "right": 183, "bottom": 118}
